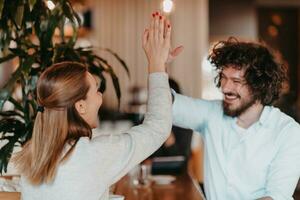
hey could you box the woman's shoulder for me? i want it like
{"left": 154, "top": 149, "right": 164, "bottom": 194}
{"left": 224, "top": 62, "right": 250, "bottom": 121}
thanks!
{"left": 75, "top": 134, "right": 132, "bottom": 153}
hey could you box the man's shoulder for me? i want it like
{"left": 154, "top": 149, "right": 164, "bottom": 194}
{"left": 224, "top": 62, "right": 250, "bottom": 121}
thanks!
{"left": 268, "top": 106, "right": 299, "bottom": 125}
{"left": 267, "top": 106, "right": 300, "bottom": 136}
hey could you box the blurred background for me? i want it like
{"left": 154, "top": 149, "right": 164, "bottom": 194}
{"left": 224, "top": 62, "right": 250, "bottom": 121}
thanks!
{"left": 1, "top": 0, "right": 300, "bottom": 116}
{"left": 1, "top": 0, "right": 300, "bottom": 197}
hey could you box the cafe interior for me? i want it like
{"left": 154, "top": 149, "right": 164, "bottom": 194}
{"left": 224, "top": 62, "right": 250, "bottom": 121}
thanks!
{"left": 0, "top": 0, "right": 300, "bottom": 199}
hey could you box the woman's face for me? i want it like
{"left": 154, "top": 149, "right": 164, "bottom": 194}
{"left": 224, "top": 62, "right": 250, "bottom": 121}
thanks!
{"left": 76, "top": 72, "right": 103, "bottom": 128}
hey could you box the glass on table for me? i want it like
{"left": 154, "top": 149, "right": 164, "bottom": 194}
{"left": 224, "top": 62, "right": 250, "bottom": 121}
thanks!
{"left": 129, "top": 164, "right": 152, "bottom": 188}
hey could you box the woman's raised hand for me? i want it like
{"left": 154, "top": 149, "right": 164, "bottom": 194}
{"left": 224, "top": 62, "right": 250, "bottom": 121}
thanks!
{"left": 143, "top": 12, "right": 171, "bottom": 73}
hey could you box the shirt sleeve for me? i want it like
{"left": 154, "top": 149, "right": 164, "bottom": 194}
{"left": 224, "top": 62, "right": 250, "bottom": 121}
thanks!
{"left": 95, "top": 72, "right": 172, "bottom": 185}
{"left": 263, "top": 123, "right": 300, "bottom": 199}
{"left": 172, "top": 90, "right": 215, "bottom": 134}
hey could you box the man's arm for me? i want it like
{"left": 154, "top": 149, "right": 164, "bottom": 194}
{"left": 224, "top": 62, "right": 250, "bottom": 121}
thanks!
{"left": 172, "top": 91, "right": 214, "bottom": 133}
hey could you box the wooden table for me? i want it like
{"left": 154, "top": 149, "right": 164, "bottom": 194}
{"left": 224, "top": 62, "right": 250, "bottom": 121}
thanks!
{"left": 0, "top": 192, "right": 20, "bottom": 200}
{"left": 0, "top": 176, "right": 21, "bottom": 200}
{"left": 114, "top": 174, "right": 205, "bottom": 200}
{"left": 0, "top": 174, "right": 205, "bottom": 200}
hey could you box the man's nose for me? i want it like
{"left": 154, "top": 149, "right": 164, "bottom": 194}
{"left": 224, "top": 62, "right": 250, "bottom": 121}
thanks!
{"left": 221, "top": 79, "right": 234, "bottom": 93}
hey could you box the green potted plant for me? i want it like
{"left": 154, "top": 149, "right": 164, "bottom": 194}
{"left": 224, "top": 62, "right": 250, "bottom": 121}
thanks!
{"left": 0, "top": 0, "right": 129, "bottom": 173}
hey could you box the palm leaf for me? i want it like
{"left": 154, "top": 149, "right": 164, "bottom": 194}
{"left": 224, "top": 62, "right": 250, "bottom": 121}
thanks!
{"left": 0, "top": 54, "right": 16, "bottom": 64}
{"left": 0, "top": 0, "right": 4, "bottom": 19}
{"left": 0, "top": 138, "right": 17, "bottom": 173}
{"left": 104, "top": 48, "right": 130, "bottom": 78}
{"left": 0, "top": 110, "right": 23, "bottom": 118}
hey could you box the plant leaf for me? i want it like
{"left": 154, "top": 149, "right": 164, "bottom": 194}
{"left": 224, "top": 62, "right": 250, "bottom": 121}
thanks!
{"left": 8, "top": 48, "right": 26, "bottom": 57}
{"left": 0, "top": 118, "right": 25, "bottom": 134}
{"left": 22, "top": 56, "right": 35, "bottom": 77}
{"left": 0, "top": 0, "right": 4, "bottom": 20}
{"left": 20, "top": 121, "right": 33, "bottom": 144}
{"left": 0, "top": 138, "right": 16, "bottom": 173}
{"left": 110, "top": 71, "right": 121, "bottom": 109}
{"left": 0, "top": 120, "right": 23, "bottom": 174}
{"left": 8, "top": 97, "right": 23, "bottom": 112}
{"left": 0, "top": 63, "right": 25, "bottom": 102}
{"left": 0, "top": 110, "right": 23, "bottom": 118}
{"left": 15, "top": 5, "right": 24, "bottom": 29}
{"left": 0, "top": 54, "right": 17, "bottom": 64}
{"left": 29, "top": 0, "right": 36, "bottom": 11}
{"left": 0, "top": 88, "right": 9, "bottom": 110}
{"left": 104, "top": 48, "right": 130, "bottom": 78}
{"left": 62, "top": 1, "right": 75, "bottom": 24}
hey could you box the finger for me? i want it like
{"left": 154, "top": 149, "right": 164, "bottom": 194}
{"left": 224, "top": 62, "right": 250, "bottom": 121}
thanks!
{"left": 159, "top": 15, "right": 164, "bottom": 41}
{"left": 150, "top": 12, "right": 156, "bottom": 41}
{"left": 164, "top": 18, "right": 168, "bottom": 38}
{"left": 151, "top": 12, "right": 155, "bottom": 18}
{"left": 154, "top": 11, "right": 160, "bottom": 41}
{"left": 142, "top": 29, "right": 149, "bottom": 48}
{"left": 170, "top": 46, "right": 184, "bottom": 57}
{"left": 164, "top": 20, "right": 171, "bottom": 46}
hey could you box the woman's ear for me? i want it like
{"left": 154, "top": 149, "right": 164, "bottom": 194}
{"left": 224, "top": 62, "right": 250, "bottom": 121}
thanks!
{"left": 75, "top": 100, "right": 87, "bottom": 115}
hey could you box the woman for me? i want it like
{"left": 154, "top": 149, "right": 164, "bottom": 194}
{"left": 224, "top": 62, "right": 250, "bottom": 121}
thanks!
{"left": 14, "top": 12, "right": 172, "bottom": 200}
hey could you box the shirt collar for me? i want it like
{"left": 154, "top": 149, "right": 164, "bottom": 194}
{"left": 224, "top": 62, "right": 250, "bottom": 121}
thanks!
{"left": 258, "top": 106, "right": 271, "bottom": 125}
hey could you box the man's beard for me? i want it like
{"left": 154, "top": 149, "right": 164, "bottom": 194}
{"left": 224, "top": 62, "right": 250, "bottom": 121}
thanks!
{"left": 223, "top": 94, "right": 256, "bottom": 117}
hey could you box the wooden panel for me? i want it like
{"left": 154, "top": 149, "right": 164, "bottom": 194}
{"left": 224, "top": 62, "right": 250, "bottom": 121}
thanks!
{"left": 0, "top": 192, "right": 20, "bottom": 200}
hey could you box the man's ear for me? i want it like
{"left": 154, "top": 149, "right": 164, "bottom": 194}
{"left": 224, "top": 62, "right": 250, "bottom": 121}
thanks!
{"left": 75, "top": 100, "right": 87, "bottom": 115}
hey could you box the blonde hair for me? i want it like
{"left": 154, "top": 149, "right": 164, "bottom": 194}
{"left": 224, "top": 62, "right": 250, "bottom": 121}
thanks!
{"left": 13, "top": 62, "right": 92, "bottom": 185}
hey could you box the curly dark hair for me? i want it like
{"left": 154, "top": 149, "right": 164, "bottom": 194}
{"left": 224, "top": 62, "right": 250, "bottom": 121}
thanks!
{"left": 208, "top": 38, "right": 288, "bottom": 106}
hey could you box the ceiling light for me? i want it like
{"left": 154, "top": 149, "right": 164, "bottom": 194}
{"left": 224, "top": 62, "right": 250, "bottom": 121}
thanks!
{"left": 163, "top": 0, "right": 173, "bottom": 13}
{"left": 47, "top": 0, "right": 55, "bottom": 10}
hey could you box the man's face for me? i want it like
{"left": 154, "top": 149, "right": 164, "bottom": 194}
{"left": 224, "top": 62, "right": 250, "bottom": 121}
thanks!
{"left": 220, "top": 66, "right": 256, "bottom": 117}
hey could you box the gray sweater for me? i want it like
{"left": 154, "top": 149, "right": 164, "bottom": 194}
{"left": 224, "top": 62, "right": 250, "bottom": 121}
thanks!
{"left": 21, "top": 73, "right": 172, "bottom": 200}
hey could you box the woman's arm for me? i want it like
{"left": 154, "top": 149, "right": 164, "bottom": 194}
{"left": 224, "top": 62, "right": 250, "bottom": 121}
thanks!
{"left": 100, "top": 12, "right": 173, "bottom": 185}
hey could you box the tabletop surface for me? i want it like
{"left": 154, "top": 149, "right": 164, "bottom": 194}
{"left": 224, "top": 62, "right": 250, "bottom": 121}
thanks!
{"left": 0, "top": 174, "right": 205, "bottom": 200}
{"left": 114, "top": 174, "right": 205, "bottom": 200}
{"left": 0, "top": 192, "right": 20, "bottom": 200}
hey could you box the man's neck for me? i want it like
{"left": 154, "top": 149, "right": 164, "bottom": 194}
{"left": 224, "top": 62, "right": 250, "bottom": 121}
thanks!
{"left": 237, "top": 102, "right": 264, "bottom": 129}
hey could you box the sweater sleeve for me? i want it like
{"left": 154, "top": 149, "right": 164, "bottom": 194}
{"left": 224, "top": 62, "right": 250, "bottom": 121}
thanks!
{"left": 91, "top": 72, "right": 172, "bottom": 185}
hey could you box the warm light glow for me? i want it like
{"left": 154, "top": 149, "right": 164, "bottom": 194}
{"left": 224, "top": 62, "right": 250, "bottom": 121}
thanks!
{"left": 163, "top": 0, "right": 173, "bottom": 13}
{"left": 47, "top": 0, "right": 55, "bottom": 10}
{"left": 267, "top": 25, "right": 278, "bottom": 37}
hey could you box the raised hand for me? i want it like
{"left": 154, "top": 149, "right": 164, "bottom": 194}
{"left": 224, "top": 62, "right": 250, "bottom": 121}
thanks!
{"left": 143, "top": 12, "right": 171, "bottom": 73}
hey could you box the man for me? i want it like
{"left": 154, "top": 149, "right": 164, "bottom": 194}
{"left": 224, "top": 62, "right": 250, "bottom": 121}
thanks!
{"left": 172, "top": 38, "right": 300, "bottom": 199}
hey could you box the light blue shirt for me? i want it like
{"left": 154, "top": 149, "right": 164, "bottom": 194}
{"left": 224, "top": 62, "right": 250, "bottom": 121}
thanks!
{"left": 172, "top": 92, "right": 300, "bottom": 200}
